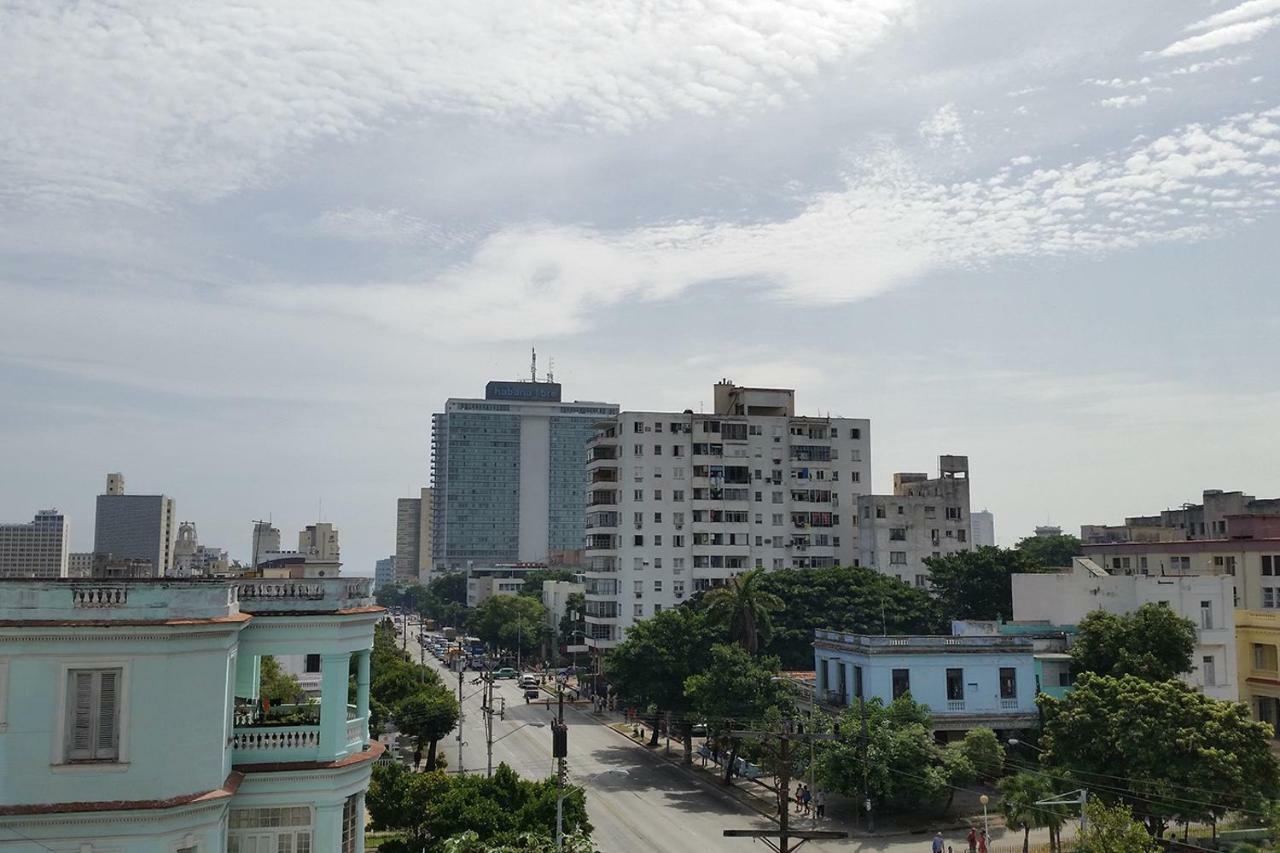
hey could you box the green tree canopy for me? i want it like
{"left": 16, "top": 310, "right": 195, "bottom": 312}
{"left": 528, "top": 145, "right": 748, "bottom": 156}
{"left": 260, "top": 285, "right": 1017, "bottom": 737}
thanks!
{"left": 925, "top": 546, "right": 1044, "bottom": 621}
{"left": 751, "top": 565, "right": 942, "bottom": 669}
{"left": 957, "top": 726, "right": 1004, "bottom": 783}
{"left": 556, "top": 592, "right": 586, "bottom": 648}
{"left": 685, "top": 643, "right": 790, "bottom": 784}
{"left": 470, "top": 595, "right": 549, "bottom": 659}
{"left": 1071, "top": 603, "right": 1197, "bottom": 681}
{"left": 1015, "top": 533, "right": 1083, "bottom": 569}
{"left": 815, "top": 696, "right": 975, "bottom": 814}
{"left": 395, "top": 686, "right": 460, "bottom": 770}
{"left": 606, "top": 607, "right": 718, "bottom": 754}
{"left": 701, "top": 568, "right": 784, "bottom": 655}
{"left": 367, "top": 762, "right": 590, "bottom": 853}
{"left": 998, "top": 772, "right": 1069, "bottom": 853}
{"left": 258, "top": 655, "right": 304, "bottom": 705}
{"left": 1076, "top": 800, "right": 1160, "bottom": 852}
{"left": 1041, "top": 673, "right": 1280, "bottom": 836}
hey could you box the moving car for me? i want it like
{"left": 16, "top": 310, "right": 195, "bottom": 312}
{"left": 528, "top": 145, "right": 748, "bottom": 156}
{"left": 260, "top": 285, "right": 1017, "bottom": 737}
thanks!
{"left": 518, "top": 673, "right": 538, "bottom": 689}
{"left": 493, "top": 667, "right": 518, "bottom": 679}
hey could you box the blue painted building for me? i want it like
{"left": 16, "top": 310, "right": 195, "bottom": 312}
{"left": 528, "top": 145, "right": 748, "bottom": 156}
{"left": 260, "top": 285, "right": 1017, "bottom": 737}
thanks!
{"left": 813, "top": 630, "right": 1040, "bottom": 737}
{"left": 0, "top": 576, "right": 382, "bottom": 852}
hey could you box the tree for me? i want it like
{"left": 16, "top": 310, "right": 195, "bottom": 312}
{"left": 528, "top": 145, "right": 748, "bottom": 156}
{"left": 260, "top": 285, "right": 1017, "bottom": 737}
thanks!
{"left": 396, "top": 687, "right": 460, "bottom": 770}
{"left": 1041, "top": 673, "right": 1280, "bottom": 837}
{"left": 999, "top": 772, "right": 1067, "bottom": 853}
{"left": 556, "top": 592, "right": 586, "bottom": 649}
{"left": 367, "top": 762, "right": 590, "bottom": 852}
{"left": 815, "top": 695, "right": 965, "bottom": 814}
{"left": 1015, "top": 533, "right": 1083, "bottom": 569}
{"left": 1071, "top": 604, "right": 1196, "bottom": 681}
{"left": 259, "top": 655, "right": 304, "bottom": 705}
{"left": 1076, "top": 800, "right": 1160, "bottom": 852}
{"left": 925, "top": 546, "right": 1043, "bottom": 621}
{"left": 752, "top": 565, "right": 943, "bottom": 669}
{"left": 685, "top": 643, "right": 790, "bottom": 784}
{"left": 471, "top": 595, "right": 549, "bottom": 660}
{"left": 957, "top": 727, "right": 1004, "bottom": 783}
{"left": 606, "top": 607, "right": 717, "bottom": 757}
{"left": 702, "top": 568, "right": 784, "bottom": 655}
{"left": 440, "top": 829, "right": 595, "bottom": 852}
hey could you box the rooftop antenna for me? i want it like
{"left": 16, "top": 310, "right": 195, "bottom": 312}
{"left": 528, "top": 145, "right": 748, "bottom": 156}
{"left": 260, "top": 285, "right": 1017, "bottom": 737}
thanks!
{"left": 547, "top": 357, "right": 555, "bottom": 383}
{"left": 531, "top": 347, "right": 537, "bottom": 382}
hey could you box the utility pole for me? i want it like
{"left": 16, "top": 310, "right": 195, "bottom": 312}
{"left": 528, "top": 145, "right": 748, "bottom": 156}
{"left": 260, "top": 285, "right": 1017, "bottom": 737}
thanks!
{"left": 483, "top": 673, "right": 496, "bottom": 778}
{"left": 455, "top": 639, "right": 466, "bottom": 775}
{"left": 553, "top": 669, "right": 568, "bottom": 849}
{"left": 860, "top": 698, "right": 873, "bottom": 832}
{"left": 723, "top": 718, "right": 845, "bottom": 853}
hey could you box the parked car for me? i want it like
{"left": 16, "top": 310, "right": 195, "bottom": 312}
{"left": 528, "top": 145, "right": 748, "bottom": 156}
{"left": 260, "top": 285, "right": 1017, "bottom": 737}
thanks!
{"left": 493, "top": 667, "right": 518, "bottom": 679}
{"left": 524, "top": 687, "right": 541, "bottom": 703}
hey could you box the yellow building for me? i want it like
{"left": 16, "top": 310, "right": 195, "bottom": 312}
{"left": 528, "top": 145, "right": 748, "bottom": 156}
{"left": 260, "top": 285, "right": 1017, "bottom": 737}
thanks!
{"left": 1237, "top": 609, "right": 1280, "bottom": 740}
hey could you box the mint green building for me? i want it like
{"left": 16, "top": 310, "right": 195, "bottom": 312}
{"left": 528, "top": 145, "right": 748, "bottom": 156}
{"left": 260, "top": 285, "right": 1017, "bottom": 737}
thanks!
{"left": 0, "top": 577, "right": 382, "bottom": 852}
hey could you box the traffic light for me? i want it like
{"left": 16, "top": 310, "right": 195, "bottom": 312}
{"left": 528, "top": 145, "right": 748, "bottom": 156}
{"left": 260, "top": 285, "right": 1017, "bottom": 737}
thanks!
{"left": 552, "top": 722, "right": 568, "bottom": 758}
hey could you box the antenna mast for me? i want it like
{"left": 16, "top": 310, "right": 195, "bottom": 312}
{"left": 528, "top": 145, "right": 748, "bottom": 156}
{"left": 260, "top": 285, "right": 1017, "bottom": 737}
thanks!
{"left": 531, "top": 347, "right": 537, "bottom": 382}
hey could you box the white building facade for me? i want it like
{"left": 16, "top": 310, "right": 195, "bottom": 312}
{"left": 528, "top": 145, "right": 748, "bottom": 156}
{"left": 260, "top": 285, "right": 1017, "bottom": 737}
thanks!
{"left": 395, "top": 488, "right": 433, "bottom": 584}
{"left": 1012, "top": 558, "right": 1238, "bottom": 701}
{"left": 583, "top": 382, "right": 871, "bottom": 648}
{"left": 858, "top": 456, "right": 972, "bottom": 588}
{"left": 971, "top": 510, "right": 996, "bottom": 548}
{"left": 0, "top": 510, "right": 69, "bottom": 578}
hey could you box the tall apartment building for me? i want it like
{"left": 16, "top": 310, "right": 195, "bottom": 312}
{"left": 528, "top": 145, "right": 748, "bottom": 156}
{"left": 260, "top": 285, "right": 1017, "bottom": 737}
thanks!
{"left": 582, "top": 381, "right": 870, "bottom": 649}
{"left": 431, "top": 379, "right": 619, "bottom": 570}
{"left": 253, "top": 521, "right": 342, "bottom": 577}
{"left": 395, "top": 487, "right": 434, "bottom": 584}
{"left": 971, "top": 509, "right": 996, "bottom": 548}
{"left": 0, "top": 509, "right": 69, "bottom": 578}
{"left": 374, "top": 555, "right": 395, "bottom": 590}
{"left": 858, "top": 456, "right": 972, "bottom": 588}
{"left": 1082, "top": 488, "right": 1280, "bottom": 544}
{"left": 92, "top": 472, "right": 175, "bottom": 576}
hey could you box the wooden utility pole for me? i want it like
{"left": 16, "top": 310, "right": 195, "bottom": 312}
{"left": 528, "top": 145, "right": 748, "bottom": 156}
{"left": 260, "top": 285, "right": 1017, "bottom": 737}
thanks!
{"left": 482, "top": 673, "right": 496, "bottom": 777}
{"left": 455, "top": 639, "right": 466, "bottom": 775}
{"left": 722, "top": 718, "right": 846, "bottom": 853}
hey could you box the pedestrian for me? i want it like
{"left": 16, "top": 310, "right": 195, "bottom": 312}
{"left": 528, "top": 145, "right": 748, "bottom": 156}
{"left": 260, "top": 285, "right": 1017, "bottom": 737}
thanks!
{"left": 814, "top": 788, "right": 826, "bottom": 819}
{"left": 795, "top": 786, "right": 805, "bottom": 815}
{"left": 978, "top": 831, "right": 988, "bottom": 853}
{"left": 413, "top": 747, "right": 422, "bottom": 771}
{"left": 932, "top": 831, "right": 945, "bottom": 853}
{"left": 801, "top": 785, "right": 812, "bottom": 815}
{"left": 967, "top": 827, "right": 977, "bottom": 853}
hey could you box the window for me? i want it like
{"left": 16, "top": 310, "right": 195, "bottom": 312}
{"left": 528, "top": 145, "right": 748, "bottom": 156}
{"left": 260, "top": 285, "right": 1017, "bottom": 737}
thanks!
{"left": 1265, "top": 555, "right": 1277, "bottom": 576}
{"left": 633, "top": 444, "right": 643, "bottom": 455}
{"left": 228, "top": 807, "right": 312, "bottom": 853}
{"left": 897, "top": 505, "right": 904, "bottom": 515}
{"left": 673, "top": 467, "right": 685, "bottom": 480}
{"left": 772, "top": 514, "right": 783, "bottom": 526}
{"left": 673, "top": 557, "right": 685, "bottom": 570}
{"left": 634, "top": 580, "right": 644, "bottom": 595}
{"left": 1266, "top": 587, "right": 1278, "bottom": 609}
{"left": 633, "top": 468, "right": 643, "bottom": 483}
{"left": 875, "top": 506, "right": 886, "bottom": 519}
{"left": 957, "top": 529, "right": 967, "bottom": 543}
{"left": 945, "top": 507, "right": 961, "bottom": 520}
{"left": 673, "top": 491, "right": 684, "bottom": 502}
{"left": 850, "top": 471, "right": 860, "bottom": 482}
{"left": 849, "top": 428, "right": 861, "bottom": 440}
{"left": 634, "top": 511, "right": 644, "bottom": 526}
{"left": 673, "top": 535, "right": 685, "bottom": 547}
{"left": 1203, "top": 655, "right": 1216, "bottom": 687}
{"left": 633, "top": 535, "right": 644, "bottom": 546}
{"left": 653, "top": 445, "right": 662, "bottom": 455}
{"left": 653, "top": 604, "right": 663, "bottom": 614}
{"left": 1200, "top": 600, "right": 1214, "bottom": 630}
{"left": 654, "top": 580, "right": 662, "bottom": 592}
{"left": 634, "top": 489, "right": 644, "bottom": 501}
{"left": 654, "top": 512, "right": 662, "bottom": 523}
{"left": 889, "top": 528, "right": 906, "bottom": 541}
{"left": 999, "top": 667, "right": 1017, "bottom": 699}
{"left": 653, "top": 467, "right": 663, "bottom": 479}
{"left": 1254, "top": 643, "right": 1279, "bottom": 671}
{"left": 64, "top": 668, "right": 121, "bottom": 762}
{"left": 654, "top": 558, "right": 662, "bottom": 569}
{"left": 890, "top": 551, "right": 907, "bottom": 565}
{"left": 654, "top": 535, "right": 662, "bottom": 546}
{"left": 342, "top": 794, "right": 360, "bottom": 853}
{"left": 654, "top": 422, "right": 663, "bottom": 433}
{"left": 854, "top": 665, "right": 864, "bottom": 698}
{"left": 304, "top": 654, "right": 321, "bottom": 673}
{"left": 945, "top": 668, "right": 964, "bottom": 701}
{"left": 672, "top": 445, "right": 683, "bottom": 457}
{"left": 772, "top": 491, "right": 783, "bottom": 504}
{"left": 634, "top": 604, "right": 644, "bottom": 617}
{"left": 773, "top": 558, "right": 784, "bottom": 570}
{"left": 914, "top": 575, "right": 927, "bottom": 588}
{"left": 1170, "top": 555, "right": 1191, "bottom": 572}
{"left": 891, "top": 668, "right": 910, "bottom": 699}
{"left": 634, "top": 422, "right": 645, "bottom": 433}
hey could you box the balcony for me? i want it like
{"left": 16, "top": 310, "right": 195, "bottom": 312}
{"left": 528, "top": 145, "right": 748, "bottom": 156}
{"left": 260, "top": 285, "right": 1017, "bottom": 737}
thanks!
{"left": 589, "top": 446, "right": 618, "bottom": 461}
{"left": 586, "top": 512, "right": 619, "bottom": 529}
{"left": 236, "top": 577, "right": 373, "bottom": 614}
{"left": 946, "top": 699, "right": 966, "bottom": 712}
{"left": 590, "top": 468, "right": 619, "bottom": 483}
{"left": 585, "top": 535, "right": 618, "bottom": 552}
{"left": 588, "top": 490, "right": 619, "bottom": 507}
{"left": 231, "top": 703, "right": 367, "bottom": 764}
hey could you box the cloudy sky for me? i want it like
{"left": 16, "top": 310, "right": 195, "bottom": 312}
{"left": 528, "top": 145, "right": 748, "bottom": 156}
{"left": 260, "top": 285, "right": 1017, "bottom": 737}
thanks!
{"left": 2, "top": 0, "right": 1279, "bottom": 575}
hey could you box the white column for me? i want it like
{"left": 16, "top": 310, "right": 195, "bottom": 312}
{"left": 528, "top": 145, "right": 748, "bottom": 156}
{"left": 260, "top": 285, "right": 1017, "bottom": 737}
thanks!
{"left": 319, "top": 652, "right": 352, "bottom": 759}
{"left": 356, "top": 649, "right": 371, "bottom": 746}
{"left": 312, "top": 802, "right": 344, "bottom": 852}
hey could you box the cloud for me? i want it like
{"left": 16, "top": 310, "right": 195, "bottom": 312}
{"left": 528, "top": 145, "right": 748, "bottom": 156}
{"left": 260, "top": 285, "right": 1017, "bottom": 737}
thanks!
{"left": 1155, "top": 16, "right": 1279, "bottom": 57}
{"left": 0, "top": 0, "right": 916, "bottom": 210}
{"left": 1098, "top": 94, "right": 1149, "bottom": 109}
{"left": 1167, "top": 54, "right": 1253, "bottom": 74}
{"left": 1187, "top": 0, "right": 1280, "bottom": 31}
{"left": 918, "top": 103, "right": 967, "bottom": 148}
{"left": 304, "top": 207, "right": 473, "bottom": 248}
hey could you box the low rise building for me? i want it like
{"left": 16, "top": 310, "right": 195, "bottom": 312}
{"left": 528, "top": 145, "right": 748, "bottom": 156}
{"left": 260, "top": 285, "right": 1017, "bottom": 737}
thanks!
{"left": 466, "top": 562, "right": 545, "bottom": 608}
{"left": 857, "top": 456, "right": 972, "bottom": 588}
{"left": 1012, "top": 558, "right": 1237, "bottom": 701}
{"left": 543, "top": 579, "right": 584, "bottom": 633}
{"left": 812, "top": 629, "right": 1038, "bottom": 737}
{"left": 67, "top": 551, "right": 94, "bottom": 578}
{"left": 1082, "top": 488, "right": 1280, "bottom": 544}
{"left": 0, "top": 575, "right": 381, "bottom": 851}
{"left": 0, "top": 509, "right": 69, "bottom": 578}
{"left": 1237, "top": 609, "right": 1280, "bottom": 740}
{"left": 172, "top": 521, "right": 230, "bottom": 577}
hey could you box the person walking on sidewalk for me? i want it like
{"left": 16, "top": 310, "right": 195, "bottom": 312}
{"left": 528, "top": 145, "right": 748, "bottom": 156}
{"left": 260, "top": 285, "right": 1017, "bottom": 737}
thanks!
{"left": 977, "top": 830, "right": 988, "bottom": 853}
{"left": 813, "top": 789, "right": 826, "bottom": 819}
{"left": 932, "top": 831, "right": 945, "bottom": 853}
{"left": 801, "top": 785, "right": 812, "bottom": 815}
{"left": 966, "top": 827, "right": 977, "bottom": 853}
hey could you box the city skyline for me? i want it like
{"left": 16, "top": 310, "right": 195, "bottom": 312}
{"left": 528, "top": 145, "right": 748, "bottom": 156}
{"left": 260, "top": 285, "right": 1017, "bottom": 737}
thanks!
{"left": 2, "top": 0, "right": 1279, "bottom": 576}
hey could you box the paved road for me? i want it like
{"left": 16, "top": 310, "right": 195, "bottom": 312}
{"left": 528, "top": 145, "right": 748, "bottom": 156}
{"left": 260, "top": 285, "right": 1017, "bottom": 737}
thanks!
{"left": 394, "top": 621, "right": 1066, "bottom": 853}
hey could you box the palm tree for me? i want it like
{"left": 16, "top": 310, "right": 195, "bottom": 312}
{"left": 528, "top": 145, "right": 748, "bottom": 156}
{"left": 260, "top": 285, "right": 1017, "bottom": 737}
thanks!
{"left": 703, "top": 569, "right": 784, "bottom": 655}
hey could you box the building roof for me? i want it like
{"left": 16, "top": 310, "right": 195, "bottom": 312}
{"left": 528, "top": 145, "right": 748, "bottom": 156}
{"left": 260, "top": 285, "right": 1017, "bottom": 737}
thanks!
{"left": 814, "top": 629, "right": 1034, "bottom": 654}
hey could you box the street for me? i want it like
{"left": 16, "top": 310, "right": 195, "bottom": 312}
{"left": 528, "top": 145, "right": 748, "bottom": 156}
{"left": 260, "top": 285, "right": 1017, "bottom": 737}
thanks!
{"left": 397, "top": 621, "right": 1060, "bottom": 853}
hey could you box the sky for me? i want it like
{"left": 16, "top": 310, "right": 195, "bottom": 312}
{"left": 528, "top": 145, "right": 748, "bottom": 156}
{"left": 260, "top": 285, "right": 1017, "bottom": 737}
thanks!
{"left": 2, "top": 0, "right": 1279, "bottom": 577}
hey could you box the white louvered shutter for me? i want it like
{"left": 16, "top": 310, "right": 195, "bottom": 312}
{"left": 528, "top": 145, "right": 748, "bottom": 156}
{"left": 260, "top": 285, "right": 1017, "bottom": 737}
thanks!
{"left": 95, "top": 670, "right": 119, "bottom": 760}
{"left": 67, "top": 671, "right": 95, "bottom": 760}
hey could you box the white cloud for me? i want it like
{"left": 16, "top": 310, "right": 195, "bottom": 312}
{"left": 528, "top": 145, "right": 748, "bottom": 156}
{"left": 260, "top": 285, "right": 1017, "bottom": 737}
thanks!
{"left": 1167, "top": 54, "right": 1253, "bottom": 74}
{"left": 918, "top": 103, "right": 967, "bottom": 148}
{"left": 304, "top": 207, "right": 473, "bottom": 248}
{"left": 1099, "top": 94, "right": 1149, "bottom": 109}
{"left": 1155, "top": 16, "right": 1279, "bottom": 57}
{"left": 0, "top": 0, "right": 916, "bottom": 209}
{"left": 1187, "top": 0, "right": 1280, "bottom": 31}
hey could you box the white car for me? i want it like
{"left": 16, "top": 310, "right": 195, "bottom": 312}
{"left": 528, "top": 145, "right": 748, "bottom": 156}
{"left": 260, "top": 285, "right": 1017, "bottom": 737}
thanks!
{"left": 518, "top": 673, "right": 539, "bottom": 689}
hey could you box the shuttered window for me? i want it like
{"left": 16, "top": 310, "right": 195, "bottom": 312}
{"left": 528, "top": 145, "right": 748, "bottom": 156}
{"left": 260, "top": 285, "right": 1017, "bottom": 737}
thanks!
{"left": 65, "top": 668, "right": 121, "bottom": 762}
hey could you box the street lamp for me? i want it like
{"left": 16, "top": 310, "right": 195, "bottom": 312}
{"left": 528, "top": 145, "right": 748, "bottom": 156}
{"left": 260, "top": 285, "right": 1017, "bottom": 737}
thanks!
{"left": 979, "top": 794, "right": 990, "bottom": 840}
{"left": 493, "top": 720, "right": 546, "bottom": 745}
{"left": 1007, "top": 738, "right": 1044, "bottom": 752}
